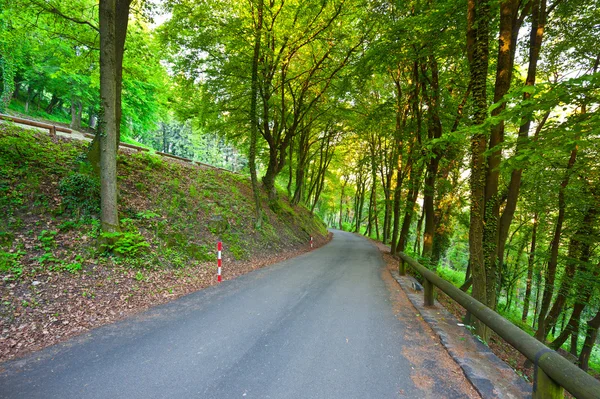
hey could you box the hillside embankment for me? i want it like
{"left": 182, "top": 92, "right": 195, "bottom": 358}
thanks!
{"left": 0, "top": 124, "right": 329, "bottom": 362}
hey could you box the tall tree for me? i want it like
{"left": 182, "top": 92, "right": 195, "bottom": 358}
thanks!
{"left": 98, "top": 0, "right": 133, "bottom": 232}
{"left": 249, "top": 0, "right": 264, "bottom": 228}
{"left": 466, "top": 0, "right": 491, "bottom": 339}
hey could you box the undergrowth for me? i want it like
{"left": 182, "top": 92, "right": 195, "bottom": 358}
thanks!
{"left": 0, "top": 124, "right": 327, "bottom": 279}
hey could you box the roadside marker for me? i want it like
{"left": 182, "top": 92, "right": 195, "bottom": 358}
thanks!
{"left": 217, "top": 241, "right": 222, "bottom": 282}
{"left": 310, "top": 236, "right": 313, "bottom": 249}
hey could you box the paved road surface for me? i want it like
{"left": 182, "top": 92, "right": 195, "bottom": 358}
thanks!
{"left": 0, "top": 231, "right": 474, "bottom": 398}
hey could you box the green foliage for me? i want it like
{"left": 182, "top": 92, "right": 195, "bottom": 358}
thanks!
{"left": 0, "top": 250, "right": 24, "bottom": 277}
{"left": 136, "top": 210, "right": 160, "bottom": 220}
{"left": 37, "top": 229, "right": 57, "bottom": 250}
{"left": 437, "top": 267, "right": 465, "bottom": 288}
{"left": 135, "top": 271, "right": 145, "bottom": 281}
{"left": 63, "top": 261, "right": 83, "bottom": 274}
{"left": 59, "top": 172, "right": 101, "bottom": 215}
{"left": 139, "top": 152, "right": 163, "bottom": 169}
{"left": 100, "top": 231, "right": 150, "bottom": 257}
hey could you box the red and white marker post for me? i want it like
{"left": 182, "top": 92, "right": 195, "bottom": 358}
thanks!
{"left": 310, "top": 236, "right": 313, "bottom": 249}
{"left": 217, "top": 241, "right": 222, "bottom": 282}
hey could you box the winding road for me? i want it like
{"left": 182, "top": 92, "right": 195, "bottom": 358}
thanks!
{"left": 0, "top": 231, "right": 477, "bottom": 398}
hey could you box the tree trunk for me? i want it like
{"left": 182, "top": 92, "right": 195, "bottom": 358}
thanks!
{"left": 98, "top": 0, "right": 119, "bottom": 232}
{"left": 579, "top": 309, "right": 600, "bottom": 371}
{"left": 262, "top": 145, "right": 282, "bottom": 203}
{"left": 422, "top": 56, "right": 442, "bottom": 263}
{"left": 287, "top": 135, "right": 293, "bottom": 198}
{"left": 413, "top": 205, "right": 425, "bottom": 255}
{"left": 309, "top": 134, "right": 335, "bottom": 213}
{"left": 481, "top": 0, "right": 520, "bottom": 311}
{"left": 551, "top": 259, "right": 599, "bottom": 351}
{"left": 535, "top": 144, "right": 578, "bottom": 342}
{"left": 390, "top": 89, "right": 408, "bottom": 254}
{"left": 521, "top": 213, "right": 538, "bottom": 322}
{"left": 541, "top": 237, "right": 581, "bottom": 336}
{"left": 496, "top": 0, "right": 547, "bottom": 280}
{"left": 533, "top": 268, "right": 542, "bottom": 329}
{"left": 13, "top": 76, "right": 20, "bottom": 99}
{"left": 551, "top": 304, "right": 584, "bottom": 351}
{"left": 249, "top": 0, "right": 264, "bottom": 227}
{"left": 96, "top": 0, "right": 132, "bottom": 233}
{"left": 292, "top": 126, "right": 310, "bottom": 205}
{"left": 390, "top": 166, "right": 403, "bottom": 255}
{"left": 467, "top": 0, "right": 491, "bottom": 340}
{"left": 70, "top": 98, "right": 83, "bottom": 130}
{"left": 24, "top": 86, "right": 33, "bottom": 113}
{"left": 366, "top": 179, "right": 375, "bottom": 237}
{"left": 339, "top": 179, "right": 346, "bottom": 230}
{"left": 45, "top": 94, "right": 60, "bottom": 114}
{"left": 396, "top": 164, "right": 423, "bottom": 253}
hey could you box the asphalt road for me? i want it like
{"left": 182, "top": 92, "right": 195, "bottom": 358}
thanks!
{"left": 0, "top": 230, "right": 472, "bottom": 398}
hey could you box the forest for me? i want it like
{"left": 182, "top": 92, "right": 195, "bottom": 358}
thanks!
{"left": 0, "top": 0, "right": 598, "bottom": 374}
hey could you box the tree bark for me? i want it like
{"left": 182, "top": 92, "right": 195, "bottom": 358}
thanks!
{"left": 535, "top": 144, "right": 578, "bottom": 342}
{"left": 390, "top": 74, "right": 408, "bottom": 255}
{"left": 521, "top": 213, "right": 538, "bottom": 322}
{"left": 550, "top": 258, "right": 599, "bottom": 351}
{"left": 88, "top": 0, "right": 130, "bottom": 173}
{"left": 467, "top": 0, "right": 491, "bottom": 340}
{"left": 249, "top": 0, "right": 264, "bottom": 228}
{"left": 421, "top": 56, "right": 442, "bottom": 263}
{"left": 24, "top": 86, "right": 33, "bottom": 113}
{"left": 97, "top": 0, "right": 131, "bottom": 233}
{"left": 413, "top": 204, "right": 425, "bottom": 255}
{"left": 579, "top": 309, "right": 600, "bottom": 371}
{"left": 292, "top": 125, "right": 310, "bottom": 205}
{"left": 496, "top": 0, "right": 547, "bottom": 280}
{"left": 287, "top": 135, "right": 293, "bottom": 198}
{"left": 45, "top": 94, "right": 60, "bottom": 114}
{"left": 396, "top": 162, "right": 423, "bottom": 253}
{"left": 390, "top": 166, "right": 403, "bottom": 256}
{"left": 70, "top": 97, "right": 83, "bottom": 130}
{"left": 339, "top": 178, "right": 347, "bottom": 230}
{"left": 481, "top": 0, "right": 520, "bottom": 311}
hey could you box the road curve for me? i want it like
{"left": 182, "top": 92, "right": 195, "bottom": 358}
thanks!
{"left": 0, "top": 230, "right": 474, "bottom": 399}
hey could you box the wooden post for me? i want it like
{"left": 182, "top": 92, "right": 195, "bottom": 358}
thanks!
{"left": 533, "top": 366, "right": 563, "bottom": 399}
{"left": 424, "top": 278, "right": 434, "bottom": 306}
{"left": 399, "top": 259, "right": 406, "bottom": 276}
{"left": 50, "top": 125, "right": 56, "bottom": 137}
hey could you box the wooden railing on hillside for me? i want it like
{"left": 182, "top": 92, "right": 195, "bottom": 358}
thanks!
{"left": 0, "top": 113, "right": 72, "bottom": 136}
{"left": 398, "top": 252, "right": 600, "bottom": 399}
{"left": 1, "top": 113, "right": 240, "bottom": 175}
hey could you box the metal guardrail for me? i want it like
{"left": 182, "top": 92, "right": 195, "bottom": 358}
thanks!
{"left": 398, "top": 252, "right": 600, "bottom": 399}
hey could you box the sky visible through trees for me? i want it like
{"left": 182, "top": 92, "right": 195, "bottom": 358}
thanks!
{"left": 0, "top": 0, "right": 599, "bottom": 373}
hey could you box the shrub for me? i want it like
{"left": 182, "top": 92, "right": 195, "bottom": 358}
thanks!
{"left": 59, "top": 173, "right": 100, "bottom": 215}
{"left": 100, "top": 231, "right": 150, "bottom": 257}
{"left": 437, "top": 266, "right": 465, "bottom": 288}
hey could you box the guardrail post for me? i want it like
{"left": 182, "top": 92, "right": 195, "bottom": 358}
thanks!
{"left": 423, "top": 278, "right": 434, "bottom": 306}
{"left": 50, "top": 125, "right": 56, "bottom": 137}
{"left": 399, "top": 259, "right": 406, "bottom": 276}
{"left": 533, "top": 366, "right": 563, "bottom": 399}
